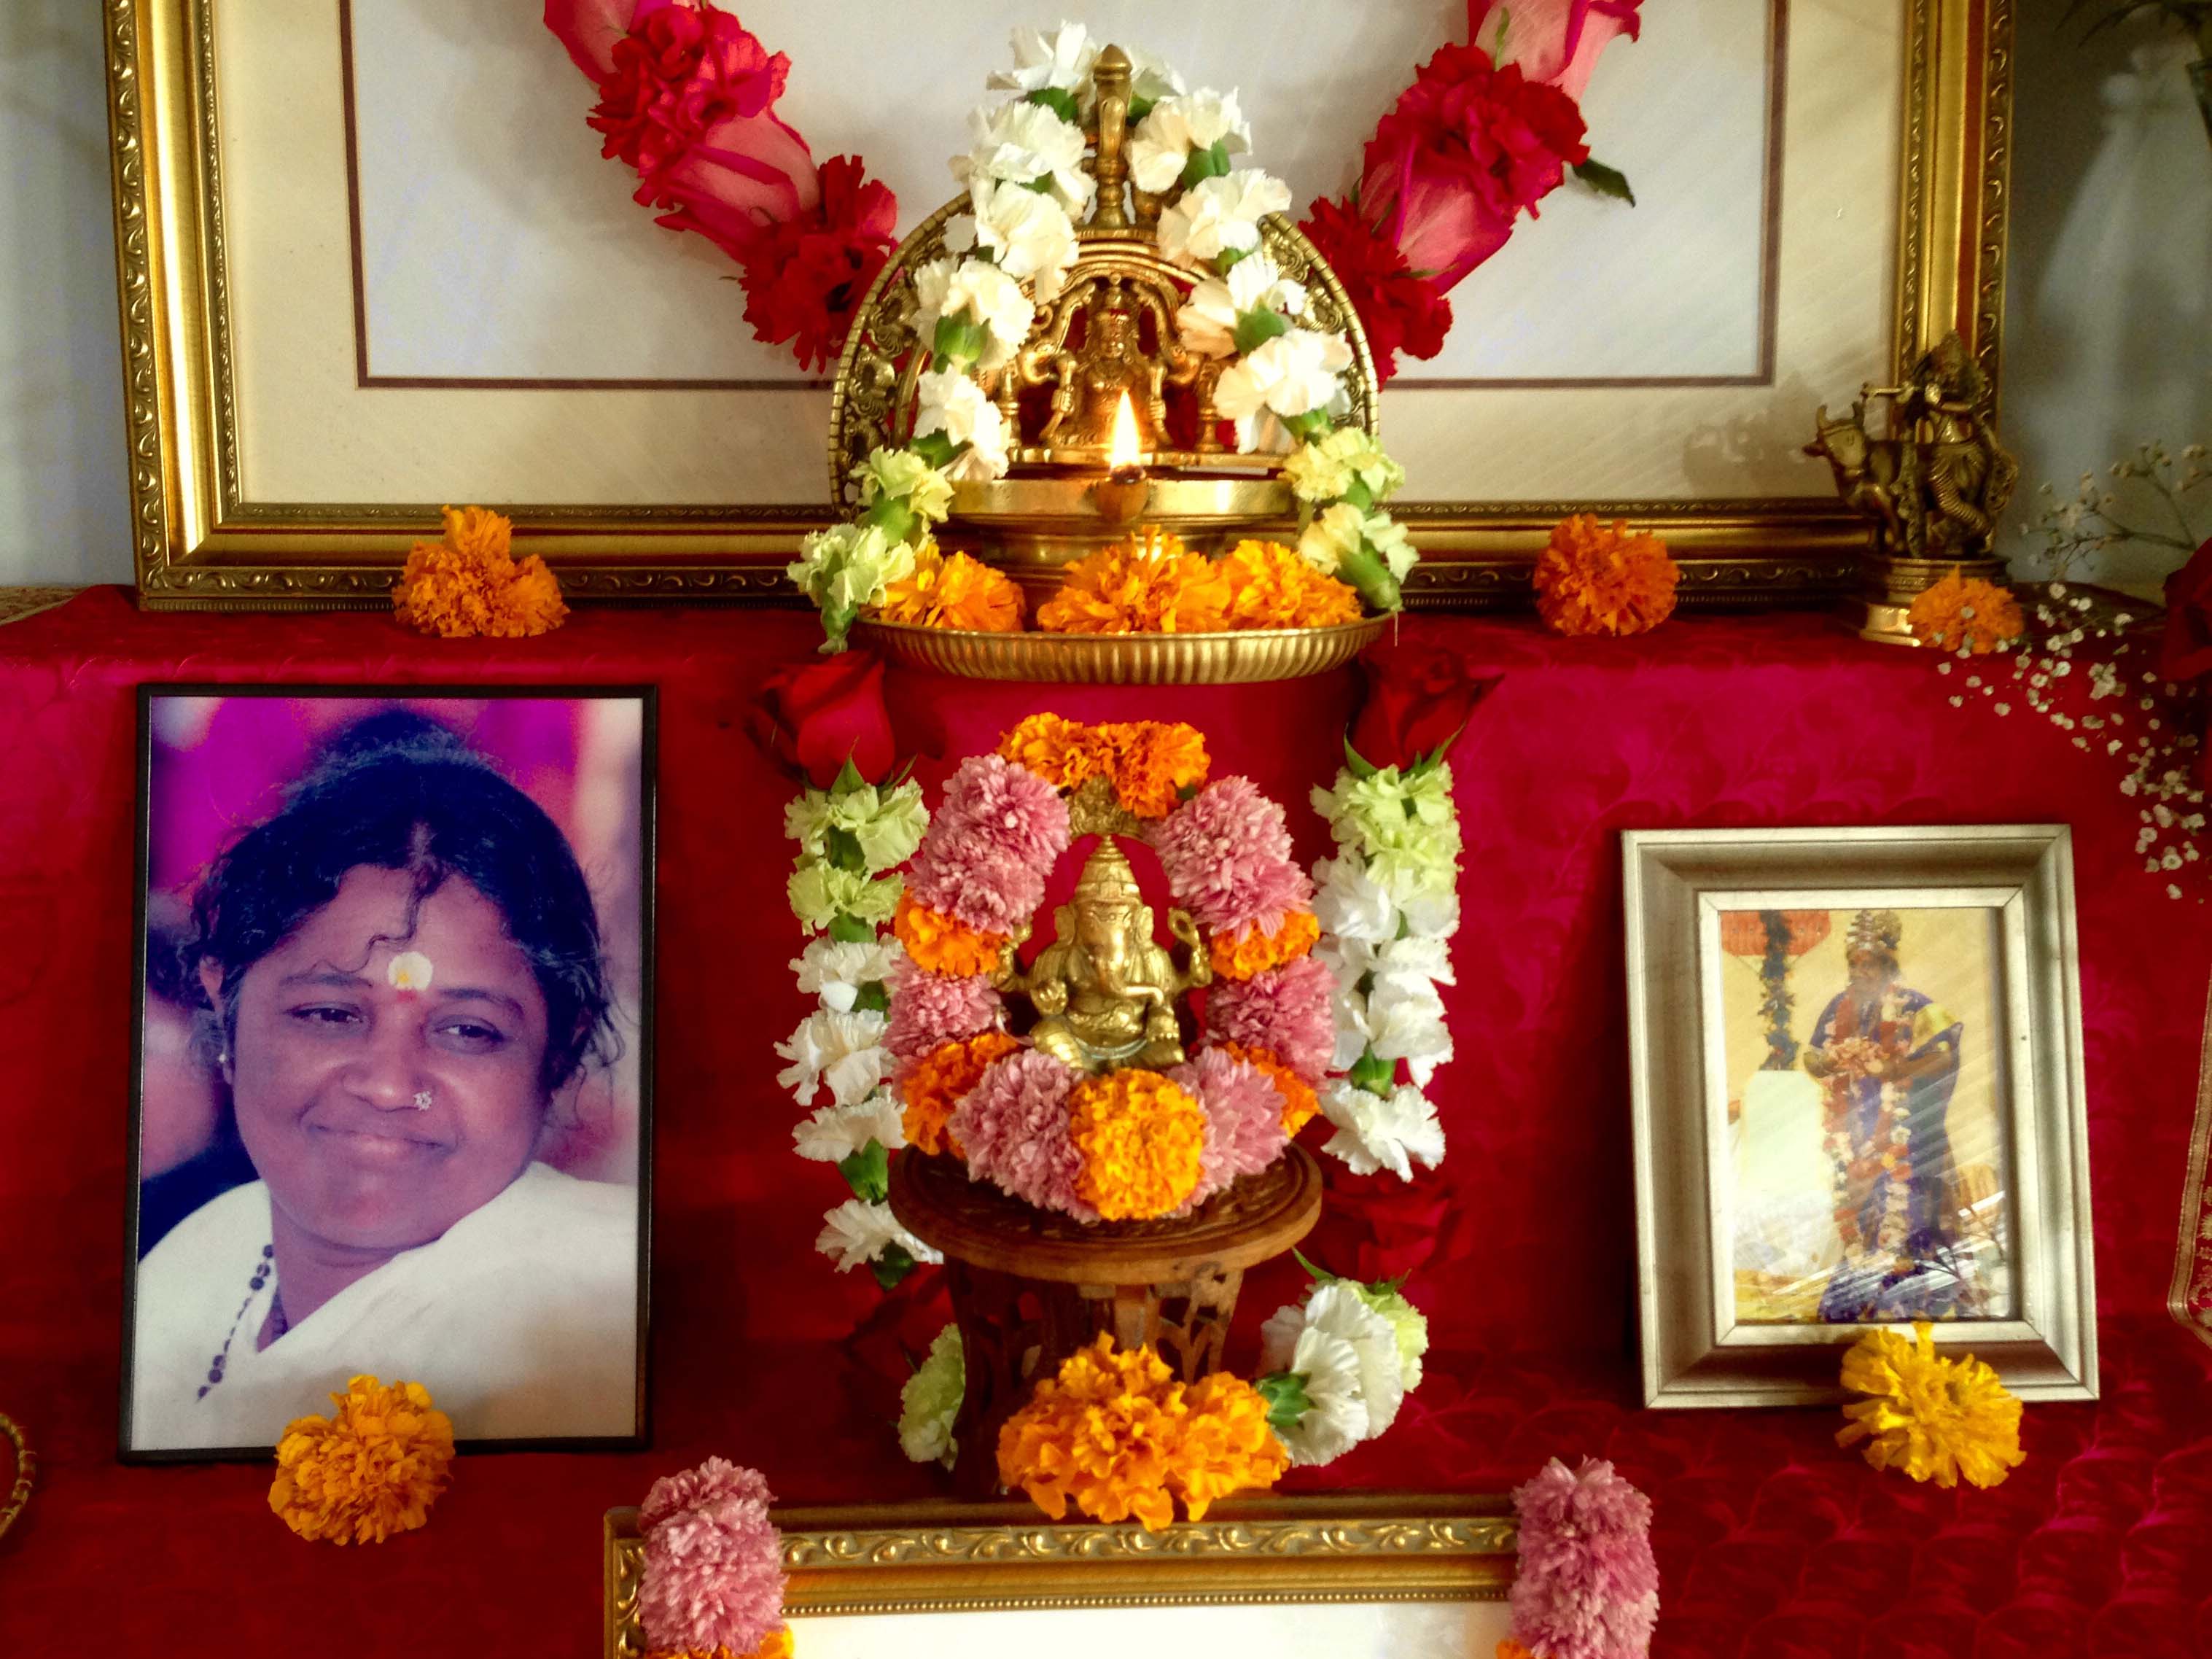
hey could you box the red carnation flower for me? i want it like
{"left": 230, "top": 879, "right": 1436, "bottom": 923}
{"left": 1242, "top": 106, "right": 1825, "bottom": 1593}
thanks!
{"left": 586, "top": 0, "right": 790, "bottom": 187}
{"left": 736, "top": 155, "right": 898, "bottom": 373}
{"left": 1358, "top": 42, "right": 1589, "bottom": 290}
{"left": 1298, "top": 198, "right": 1454, "bottom": 384}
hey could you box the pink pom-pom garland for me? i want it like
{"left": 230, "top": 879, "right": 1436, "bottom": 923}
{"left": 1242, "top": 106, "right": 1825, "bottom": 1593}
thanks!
{"left": 1506, "top": 1457, "right": 1660, "bottom": 1659}
{"left": 1151, "top": 777, "right": 1314, "bottom": 936}
{"left": 884, "top": 955, "right": 1005, "bottom": 1061}
{"left": 1206, "top": 955, "right": 1337, "bottom": 1084}
{"left": 904, "top": 755, "right": 1072, "bottom": 933}
{"left": 636, "top": 1458, "right": 790, "bottom": 1657}
{"left": 1170, "top": 1047, "right": 1290, "bottom": 1208}
{"left": 949, "top": 1048, "right": 1097, "bottom": 1221}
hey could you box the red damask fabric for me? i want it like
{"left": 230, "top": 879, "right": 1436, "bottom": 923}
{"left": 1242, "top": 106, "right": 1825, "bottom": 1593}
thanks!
{"left": 0, "top": 589, "right": 2207, "bottom": 1655}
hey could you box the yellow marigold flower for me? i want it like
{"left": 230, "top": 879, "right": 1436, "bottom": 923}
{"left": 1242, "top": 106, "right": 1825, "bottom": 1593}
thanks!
{"left": 899, "top": 1031, "right": 1021, "bottom": 1159}
{"left": 1214, "top": 1041, "right": 1321, "bottom": 1136}
{"left": 1217, "top": 540, "right": 1364, "bottom": 629}
{"left": 1102, "top": 720, "right": 1211, "bottom": 819}
{"left": 268, "top": 1375, "right": 455, "bottom": 1545}
{"left": 1068, "top": 1069, "right": 1207, "bottom": 1220}
{"left": 999, "top": 712, "right": 1107, "bottom": 791}
{"left": 1836, "top": 1321, "right": 2024, "bottom": 1488}
{"left": 1907, "top": 567, "right": 2025, "bottom": 655}
{"left": 996, "top": 1337, "right": 1285, "bottom": 1531}
{"left": 392, "top": 505, "right": 568, "bottom": 640}
{"left": 892, "top": 893, "right": 1008, "bottom": 979}
{"left": 1037, "top": 531, "right": 1231, "bottom": 634}
{"left": 1532, "top": 514, "right": 1678, "bottom": 638}
{"left": 1209, "top": 911, "right": 1321, "bottom": 981}
{"left": 874, "top": 543, "right": 1027, "bottom": 632}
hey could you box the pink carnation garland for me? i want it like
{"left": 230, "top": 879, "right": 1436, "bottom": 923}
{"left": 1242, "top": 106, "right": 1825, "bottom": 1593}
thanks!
{"left": 1171, "top": 1048, "right": 1290, "bottom": 1208}
{"left": 637, "top": 1457, "right": 789, "bottom": 1656}
{"left": 949, "top": 1049, "right": 1097, "bottom": 1221}
{"left": 1206, "top": 955, "right": 1336, "bottom": 1083}
{"left": 1506, "top": 1457, "right": 1660, "bottom": 1659}
{"left": 1151, "top": 777, "right": 1314, "bottom": 936}
{"left": 884, "top": 955, "right": 1005, "bottom": 1061}
{"left": 906, "top": 754, "right": 1072, "bottom": 935}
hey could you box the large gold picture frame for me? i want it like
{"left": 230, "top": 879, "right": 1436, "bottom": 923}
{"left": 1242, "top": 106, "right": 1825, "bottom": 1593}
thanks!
{"left": 602, "top": 1496, "right": 1516, "bottom": 1658}
{"left": 104, "top": 0, "right": 2013, "bottom": 610}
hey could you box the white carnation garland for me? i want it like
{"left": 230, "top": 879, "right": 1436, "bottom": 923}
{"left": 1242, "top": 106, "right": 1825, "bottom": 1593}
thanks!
{"left": 788, "top": 22, "right": 1420, "bottom": 650}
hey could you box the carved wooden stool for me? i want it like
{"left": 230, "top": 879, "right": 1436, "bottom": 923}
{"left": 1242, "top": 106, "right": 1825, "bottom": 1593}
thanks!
{"left": 888, "top": 1144, "right": 1323, "bottom": 1499}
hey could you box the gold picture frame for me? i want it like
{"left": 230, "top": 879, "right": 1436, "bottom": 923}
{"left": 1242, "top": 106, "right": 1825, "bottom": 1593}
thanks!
{"left": 104, "top": 0, "right": 2013, "bottom": 610}
{"left": 1623, "top": 825, "right": 2096, "bottom": 1409}
{"left": 602, "top": 1496, "right": 1516, "bottom": 1658}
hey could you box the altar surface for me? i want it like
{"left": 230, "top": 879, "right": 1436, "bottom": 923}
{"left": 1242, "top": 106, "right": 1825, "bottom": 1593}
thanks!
{"left": 1, "top": 588, "right": 2207, "bottom": 1657}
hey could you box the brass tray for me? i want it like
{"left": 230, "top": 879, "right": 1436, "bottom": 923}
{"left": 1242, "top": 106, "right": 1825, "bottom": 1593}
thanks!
{"left": 852, "top": 616, "right": 1389, "bottom": 684}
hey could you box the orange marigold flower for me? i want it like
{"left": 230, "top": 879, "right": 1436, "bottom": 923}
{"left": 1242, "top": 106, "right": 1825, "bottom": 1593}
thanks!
{"left": 1209, "top": 911, "right": 1321, "bottom": 981}
{"left": 1037, "top": 530, "right": 1231, "bottom": 634}
{"left": 268, "top": 1375, "right": 455, "bottom": 1545}
{"left": 1217, "top": 540, "right": 1364, "bottom": 629}
{"left": 392, "top": 505, "right": 568, "bottom": 639}
{"left": 999, "top": 712, "right": 1107, "bottom": 791}
{"left": 1907, "top": 567, "right": 2024, "bottom": 656}
{"left": 647, "top": 1636, "right": 793, "bottom": 1659}
{"left": 875, "top": 543, "right": 1027, "bottom": 632}
{"left": 1102, "top": 720, "right": 1211, "bottom": 818}
{"left": 1533, "top": 514, "right": 1678, "bottom": 638}
{"left": 1496, "top": 1643, "right": 1543, "bottom": 1659}
{"left": 1213, "top": 1041, "right": 1320, "bottom": 1135}
{"left": 899, "top": 1031, "right": 1021, "bottom": 1158}
{"left": 892, "top": 893, "right": 1008, "bottom": 979}
{"left": 995, "top": 1336, "right": 1285, "bottom": 1531}
{"left": 1068, "top": 1068, "right": 1207, "bottom": 1220}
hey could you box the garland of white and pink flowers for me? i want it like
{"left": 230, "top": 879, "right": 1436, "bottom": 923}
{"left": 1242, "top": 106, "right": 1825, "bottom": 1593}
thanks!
{"left": 786, "top": 27, "right": 1421, "bottom": 649}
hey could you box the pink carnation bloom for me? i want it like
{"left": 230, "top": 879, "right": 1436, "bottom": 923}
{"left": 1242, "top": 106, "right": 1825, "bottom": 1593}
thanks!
{"left": 1207, "top": 955, "right": 1336, "bottom": 1084}
{"left": 1171, "top": 1048, "right": 1289, "bottom": 1207}
{"left": 936, "top": 753, "right": 1072, "bottom": 867}
{"left": 950, "top": 1049, "right": 1097, "bottom": 1221}
{"left": 637, "top": 1458, "right": 787, "bottom": 1655}
{"left": 1507, "top": 1457, "right": 1660, "bottom": 1659}
{"left": 906, "top": 835, "right": 1051, "bottom": 936}
{"left": 1151, "top": 777, "right": 1314, "bottom": 935}
{"left": 884, "top": 957, "right": 1005, "bottom": 1062}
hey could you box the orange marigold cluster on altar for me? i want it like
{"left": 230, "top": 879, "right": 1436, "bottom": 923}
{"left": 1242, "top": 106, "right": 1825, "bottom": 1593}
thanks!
{"left": 1068, "top": 1069, "right": 1207, "bottom": 1220}
{"left": 892, "top": 893, "right": 1007, "bottom": 978}
{"left": 392, "top": 506, "right": 568, "bottom": 639}
{"left": 647, "top": 1636, "right": 795, "bottom": 1659}
{"left": 1038, "top": 530, "right": 1233, "bottom": 634}
{"left": 1216, "top": 540, "right": 1364, "bottom": 629}
{"left": 997, "top": 714, "right": 1210, "bottom": 819}
{"left": 996, "top": 1335, "right": 1288, "bottom": 1531}
{"left": 1907, "top": 567, "right": 2024, "bottom": 656}
{"left": 875, "top": 544, "right": 1027, "bottom": 633}
{"left": 1533, "top": 514, "right": 1678, "bottom": 638}
{"left": 1214, "top": 1041, "right": 1321, "bottom": 1136}
{"left": 268, "top": 1375, "right": 455, "bottom": 1545}
{"left": 1210, "top": 910, "right": 1322, "bottom": 981}
{"left": 899, "top": 1031, "right": 1021, "bottom": 1158}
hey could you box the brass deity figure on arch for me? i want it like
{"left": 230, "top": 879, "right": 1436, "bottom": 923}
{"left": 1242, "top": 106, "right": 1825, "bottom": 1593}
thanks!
{"left": 994, "top": 834, "right": 1211, "bottom": 1073}
{"left": 1035, "top": 282, "right": 1175, "bottom": 453}
{"left": 1805, "top": 331, "right": 2021, "bottom": 563}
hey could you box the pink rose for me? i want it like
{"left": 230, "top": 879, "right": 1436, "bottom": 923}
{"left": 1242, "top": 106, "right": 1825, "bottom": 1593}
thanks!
{"left": 1467, "top": 0, "right": 1646, "bottom": 101}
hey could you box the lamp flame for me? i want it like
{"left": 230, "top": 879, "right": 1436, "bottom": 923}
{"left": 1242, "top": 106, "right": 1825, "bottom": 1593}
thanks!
{"left": 1108, "top": 392, "right": 1143, "bottom": 472}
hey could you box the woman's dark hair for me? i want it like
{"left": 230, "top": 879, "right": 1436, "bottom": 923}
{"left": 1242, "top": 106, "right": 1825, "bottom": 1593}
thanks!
{"left": 187, "top": 708, "right": 616, "bottom": 1095}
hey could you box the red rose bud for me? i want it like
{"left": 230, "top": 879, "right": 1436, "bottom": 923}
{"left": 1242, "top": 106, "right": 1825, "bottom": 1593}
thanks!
{"left": 752, "top": 649, "right": 896, "bottom": 786}
{"left": 1350, "top": 636, "right": 1500, "bottom": 771}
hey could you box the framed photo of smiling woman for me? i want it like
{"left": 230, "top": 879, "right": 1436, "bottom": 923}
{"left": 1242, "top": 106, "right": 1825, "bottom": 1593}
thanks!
{"left": 122, "top": 686, "right": 655, "bottom": 1458}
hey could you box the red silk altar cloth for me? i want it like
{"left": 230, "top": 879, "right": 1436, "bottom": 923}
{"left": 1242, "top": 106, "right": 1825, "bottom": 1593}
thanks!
{"left": 1, "top": 588, "right": 2208, "bottom": 1658}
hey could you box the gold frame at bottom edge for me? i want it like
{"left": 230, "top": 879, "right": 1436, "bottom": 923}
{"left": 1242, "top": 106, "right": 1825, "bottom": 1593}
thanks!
{"left": 604, "top": 1496, "right": 1516, "bottom": 1657}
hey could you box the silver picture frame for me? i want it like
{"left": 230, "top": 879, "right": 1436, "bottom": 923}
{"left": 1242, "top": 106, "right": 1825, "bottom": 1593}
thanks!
{"left": 1624, "top": 825, "right": 2096, "bottom": 1409}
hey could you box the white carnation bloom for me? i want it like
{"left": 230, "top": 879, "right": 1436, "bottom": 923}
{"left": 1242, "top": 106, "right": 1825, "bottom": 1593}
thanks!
{"left": 1364, "top": 962, "right": 1452, "bottom": 1087}
{"left": 774, "top": 1007, "right": 891, "bottom": 1108}
{"left": 1312, "top": 853, "right": 1399, "bottom": 943}
{"left": 1125, "top": 46, "right": 1188, "bottom": 112}
{"left": 1215, "top": 328, "right": 1353, "bottom": 452}
{"left": 987, "top": 21, "right": 1097, "bottom": 98}
{"left": 1261, "top": 1282, "right": 1408, "bottom": 1449}
{"left": 1128, "top": 88, "right": 1251, "bottom": 193}
{"left": 912, "top": 256, "right": 1035, "bottom": 371}
{"left": 1263, "top": 1324, "right": 1367, "bottom": 1466}
{"left": 1175, "top": 252, "right": 1307, "bottom": 360}
{"left": 1319, "top": 1080, "right": 1446, "bottom": 1181}
{"left": 915, "top": 368, "right": 1011, "bottom": 482}
{"left": 969, "top": 179, "right": 1080, "bottom": 302}
{"left": 790, "top": 936, "right": 900, "bottom": 1013}
{"left": 1156, "top": 168, "right": 1291, "bottom": 267}
{"left": 792, "top": 1089, "right": 906, "bottom": 1163}
{"left": 1329, "top": 983, "right": 1372, "bottom": 1073}
{"left": 1397, "top": 882, "right": 1463, "bottom": 940}
{"left": 814, "top": 1198, "right": 941, "bottom": 1273}
{"left": 952, "top": 99, "right": 1094, "bottom": 219}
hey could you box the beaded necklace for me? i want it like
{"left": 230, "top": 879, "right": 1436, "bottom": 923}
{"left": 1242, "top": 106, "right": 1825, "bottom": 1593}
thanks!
{"left": 198, "top": 1243, "right": 284, "bottom": 1400}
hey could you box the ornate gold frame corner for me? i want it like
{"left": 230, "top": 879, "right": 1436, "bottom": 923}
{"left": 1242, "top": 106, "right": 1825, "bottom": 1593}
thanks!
{"left": 604, "top": 1496, "right": 1515, "bottom": 1659}
{"left": 105, "top": 0, "right": 2011, "bottom": 610}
